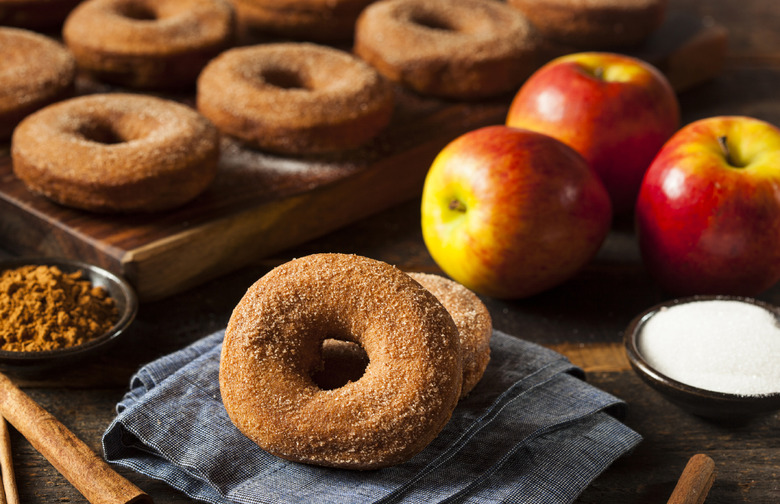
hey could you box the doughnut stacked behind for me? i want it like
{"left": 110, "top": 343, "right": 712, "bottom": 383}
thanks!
{"left": 0, "top": 27, "right": 76, "bottom": 140}
{"left": 409, "top": 272, "right": 492, "bottom": 398}
{"left": 220, "top": 254, "right": 463, "bottom": 469}
{"left": 0, "top": 0, "right": 82, "bottom": 30}
{"left": 63, "top": 0, "right": 236, "bottom": 89}
{"left": 197, "top": 42, "right": 394, "bottom": 154}
{"left": 12, "top": 93, "right": 220, "bottom": 213}
{"left": 230, "top": 0, "right": 375, "bottom": 42}
{"left": 354, "top": 0, "right": 540, "bottom": 100}
{"left": 507, "top": 0, "right": 668, "bottom": 49}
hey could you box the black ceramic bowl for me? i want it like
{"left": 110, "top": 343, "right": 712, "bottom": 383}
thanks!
{"left": 0, "top": 257, "right": 137, "bottom": 374}
{"left": 624, "top": 295, "right": 780, "bottom": 419}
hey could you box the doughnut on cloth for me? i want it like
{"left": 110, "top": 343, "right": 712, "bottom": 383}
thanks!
{"left": 219, "top": 254, "right": 463, "bottom": 469}
{"left": 103, "top": 334, "right": 641, "bottom": 502}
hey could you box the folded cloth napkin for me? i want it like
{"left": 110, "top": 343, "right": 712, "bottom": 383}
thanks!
{"left": 103, "top": 330, "right": 641, "bottom": 504}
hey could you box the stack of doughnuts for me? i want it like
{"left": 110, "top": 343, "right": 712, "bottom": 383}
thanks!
{"left": 220, "top": 253, "right": 493, "bottom": 469}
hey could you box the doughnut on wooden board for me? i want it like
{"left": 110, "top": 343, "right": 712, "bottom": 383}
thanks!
{"left": 0, "top": 11, "right": 727, "bottom": 301}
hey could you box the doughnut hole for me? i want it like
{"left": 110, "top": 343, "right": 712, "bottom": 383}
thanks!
{"left": 402, "top": 5, "right": 494, "bottom": 37}
{"left": 408, "top": 11, "right": 456, "bottom": 32}
{"left": 69, "top": 114, "right": 161, "bottom": 145}
{"left": 259, "top": 67, "right": 311, "bottom": 91}
{"left": 114, "top": 1, "right": 158, "bottom": 21}
{"left": 312, "top": 339, "right": 369, "bottom": 390}
{"left": 111, "top": 0, "right": 192, "bottom": 22}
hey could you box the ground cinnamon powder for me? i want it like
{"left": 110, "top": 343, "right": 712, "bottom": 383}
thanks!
{"left": 0, "top": 265, "right": 119, "bottom": 352}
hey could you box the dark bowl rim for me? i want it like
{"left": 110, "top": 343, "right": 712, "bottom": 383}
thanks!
{"left": 0, "top": 256, "right": 138, "bottom": 363}
{"left": 624, "top": 294, "right": 780, "bottom": 404}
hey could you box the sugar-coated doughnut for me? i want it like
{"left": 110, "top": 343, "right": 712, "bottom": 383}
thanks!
{"left": 354, "top": 0, "right": 540, "bottom": 100}
{"left": 220, "top": 253, "right": 463, "bottom": 469}
{"left": 507, "top": 0, "right": 667, "bottom": 49}
{"left": 316, "top": 272, "right": 492, "bottom": 398}
{"left": 0, "top": 28, "right": 76, "bottom": 140}
{"left": 197, "top": 42, "right": 394, "bottom": 154}
{"left": 0, "top": 0, "right": 82, "bottom": 29}
{"left": 11, "top": 93, "right": 220, "bottom": 213}
{"left": 62, "top": 0, "right": 236, "bottom": 89}
{"left": 231, "top": 0, "right": 375, "bottom": 42}
{"left": 408, "top": 272, "right": 491, "bottom": 398}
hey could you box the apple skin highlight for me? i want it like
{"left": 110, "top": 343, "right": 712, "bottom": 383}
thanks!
{"left": 421, "top": 125, "right": 612, "bottom": 299}
{"left": 636, "top": 115, "right": 780, "bottom": 296}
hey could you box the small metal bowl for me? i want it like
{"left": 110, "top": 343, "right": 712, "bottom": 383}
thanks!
{"left": 624, "top": 296, "right": 780, "bottom": 420}
{"left": 0, "top": 257, "right": 137, "bottom": 374}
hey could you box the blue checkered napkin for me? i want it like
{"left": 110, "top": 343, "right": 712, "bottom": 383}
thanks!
{"left": 102, "top": 330, "right": 641, "bottom": 504}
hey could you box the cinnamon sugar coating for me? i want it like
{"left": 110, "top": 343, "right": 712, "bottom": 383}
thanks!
{"left": 0, "top": 28, "right": 76, "bottom": 140}
{"left": 354, "top": 0, "right": 541, "bottom": 100}
{"left": 507, "top": 0, "right": 668, "bottom": 49}
{"left": 63, "top": 0, "right": 236, "bottom": 89}
{"left": 197, "top": 42, "right": 394, "bottom": 154}
{"left": 11, "top": 93, "right": 220, "bottom": 213}
{"left": 219, "top": 253, "right": 463, "bottom": 469}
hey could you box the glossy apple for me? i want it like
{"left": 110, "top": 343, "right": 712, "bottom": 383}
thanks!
{"left": 420, "top": 125, "right": 612, "bottom": 299}
{"left": 506, "top": 52, "right": 680, "bottom": 215}
{"left": 636, "top": 115, "right": 780, "bottom": 296}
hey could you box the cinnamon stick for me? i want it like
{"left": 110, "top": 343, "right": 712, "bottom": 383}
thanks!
{"left": 0, "top": 415, "right": 17, "bottom": 504}
{"left": 667, "top": 453, "right": 716, "bottom": 504}
{"left": 0, "top": 372, "right": 152, "bottom": 504}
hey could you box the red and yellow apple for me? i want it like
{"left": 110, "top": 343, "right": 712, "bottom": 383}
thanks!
{"left": 506, "top": 52, "right": 680, "bottom": 215}
{"left": 420, "top": 125, "right": 612, "bottom": 299}
{"left": 636, "top": 115, "right": 780, "bottom": 296}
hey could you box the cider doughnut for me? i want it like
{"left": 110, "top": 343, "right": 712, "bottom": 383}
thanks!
{"left": 409, "top": 272, "right": 491, "bottom": 398}
{"left": 0, "top": 28, "right": 76, "bottom": 140}
{"left": 354, "top": 0, "right": 540, "bottom": 100}
{"left": 0, "top": 0, "right": 82, "bottom": 29}
{"left": 506, "top": 0, "right": 667, "bottom": 49}
{"left": 197, "top": 42, "right": 394, "bottom": 154}
{"left": 231, "top": 0, "right": 375, "bottom": 42}
{"left": 316, "top": 272, "right": 492, "bottom": 398}
{"left": 62, "top": 0, "right": 236, "bottom": 89}
{"left": 11, "top": 93, "right": 220, "bottom": 213}
{"left": 220, "top": 253, "right": 463, "bottom": 469}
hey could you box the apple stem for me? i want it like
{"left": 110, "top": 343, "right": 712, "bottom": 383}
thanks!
{"left": 718, "top": 135, "right": 736, "bottom": 167}
{"left": 449, "top": 199, "right": 467, "bottom": 213}
{"left": 594, "top": 66, "right": 604, "bottom": 80}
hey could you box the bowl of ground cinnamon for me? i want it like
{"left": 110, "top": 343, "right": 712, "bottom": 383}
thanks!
{"left": 0, "top": 257, "right": 137, "bottom": 372}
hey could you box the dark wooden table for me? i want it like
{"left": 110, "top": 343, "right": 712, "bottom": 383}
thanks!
{"left": 2, "top": 0, "right": 779, "bottom": 502}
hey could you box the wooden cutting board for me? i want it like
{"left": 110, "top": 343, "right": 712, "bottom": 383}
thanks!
{"left": 0, "top": 12, "right": 727, "bottom": 301}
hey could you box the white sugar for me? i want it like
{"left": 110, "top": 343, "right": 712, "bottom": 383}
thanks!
{"left": 638, "top": 299, "right": 780, "bottom": 396}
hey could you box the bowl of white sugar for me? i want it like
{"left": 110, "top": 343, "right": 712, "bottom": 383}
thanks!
{"left": 624, "top": 296, "right": 780, "bottom": 419}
